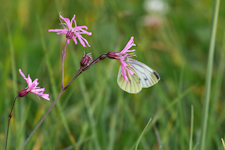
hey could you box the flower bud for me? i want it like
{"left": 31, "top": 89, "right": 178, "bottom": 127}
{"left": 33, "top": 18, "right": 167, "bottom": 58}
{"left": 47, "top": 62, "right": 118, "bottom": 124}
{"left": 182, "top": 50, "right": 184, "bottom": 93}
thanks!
{"left": 80, "top": 52, "right": 93, "bottom": 67}
{"left": 18, "top": 88, "right": 29, "bottom": 97}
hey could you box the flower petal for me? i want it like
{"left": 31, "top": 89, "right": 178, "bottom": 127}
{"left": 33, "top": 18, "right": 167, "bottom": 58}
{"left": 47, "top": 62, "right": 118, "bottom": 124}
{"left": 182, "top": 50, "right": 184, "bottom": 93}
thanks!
{"left": 26, "top": 74, "right": 33, "bottom": 87}
{"left": 59, "top": 12, "right": 72, "bottom": 29}
{"left": 71, "top": 14, "right": 76, "bottom": 28}
{"left": 77, "top": 35, "right": 91, "bottom": 47}
{"left": 120, "top": 36, "right": 136, "bottom": 54}
{"left": 48, "top": 29, "right": 68, "bottom": 33}
{"left": 76, "top": 27, "right": 92, "bottom": 35}
{"left": 41, "top": 94, "right": 50, "bottom": 101}
{"left": 72, "top": 36, "right": 78, "bottom": 45}
{"left": 19, "top": 69, "right": 50, "bottom": 100}
{"left": 119, "top": 55, "right": 134, "bottom": 83}
{"left": 30, "top": 78, "right": 39, "bottom": 90}
{"left": 19, "top": 69, "right": 26, "bottom": 80}
{"left": 121, "top": 66, "right": 129, "bottom": 82}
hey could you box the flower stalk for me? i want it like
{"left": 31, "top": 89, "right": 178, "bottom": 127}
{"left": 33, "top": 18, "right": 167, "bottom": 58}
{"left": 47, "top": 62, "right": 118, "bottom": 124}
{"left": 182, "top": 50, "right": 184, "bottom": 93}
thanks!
{"left": 20, "top": 52, "right": 107, "bottom": 150}
{"left": 5, "top": 96, "right": 18, "bottom": 150}
{"left": 62, "top": 39, "right": 70, "bottom": 88}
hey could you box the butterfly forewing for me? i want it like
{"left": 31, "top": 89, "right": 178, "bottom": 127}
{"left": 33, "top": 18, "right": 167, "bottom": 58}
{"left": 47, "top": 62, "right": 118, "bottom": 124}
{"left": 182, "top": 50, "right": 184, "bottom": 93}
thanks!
{"left": 128, "top": 60, "right": 160, "bottom": 88}
{"left": 117, "top": 65, "right": 142, "bottom": 94}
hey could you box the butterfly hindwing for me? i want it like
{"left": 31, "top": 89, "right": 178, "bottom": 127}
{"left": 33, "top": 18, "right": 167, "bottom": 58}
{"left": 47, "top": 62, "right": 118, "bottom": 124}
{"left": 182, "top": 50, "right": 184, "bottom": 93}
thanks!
{"left": 117, "top": 65, "right": 142, "bottom": 94}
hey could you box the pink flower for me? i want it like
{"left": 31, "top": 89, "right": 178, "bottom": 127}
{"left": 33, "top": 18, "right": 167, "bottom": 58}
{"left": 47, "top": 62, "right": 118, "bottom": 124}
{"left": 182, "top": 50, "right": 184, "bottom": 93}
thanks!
{"left": 18, "top": 69, "right": 50, "bottom": 100}
{"left": 48, "top": 12, "right": 92, "bottom": 47}
{"left": 107, "top": 36, "right": 136, "bottom": 82}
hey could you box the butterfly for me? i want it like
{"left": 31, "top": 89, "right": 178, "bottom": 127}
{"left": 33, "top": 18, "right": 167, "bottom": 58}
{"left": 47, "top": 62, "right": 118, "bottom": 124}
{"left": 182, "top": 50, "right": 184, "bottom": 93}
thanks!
{"left": 117, "top": 59, "right": 160, "bottom": 94}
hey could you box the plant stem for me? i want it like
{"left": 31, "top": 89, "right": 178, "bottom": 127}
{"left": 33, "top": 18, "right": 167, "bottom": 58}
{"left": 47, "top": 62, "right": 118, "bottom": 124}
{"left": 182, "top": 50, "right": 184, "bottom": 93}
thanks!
{"left": 20, "top": 65, "right": 82, "bottom": 150}
{"left": 5, "top": 95, "right": 18, "bottom": 150}
{"left": 63, "top": 67, "right": 82, "bottom": 90}
{"left": 20, "top": 53, "right": 107, "bottom": 150}
{"left": 189, "top": 105, "right": 194, "bottom": 150}
{"left": 221, "top": 138, "right": 225, "bottom": 149}
{"left": 81, "top": 53, "right": 107, "bottom": 72}
{"left": 135, "top": 118, "right": 152, "bottom": 150}
{"left": 64, "top": 53, "right": 107, "bottom": 90}
{"left": 199, "top": 0, "right": 220, "bottom": 149}
{"left": 62, "top": 39, "right": 69, "bottom": 88}
{"left": 20, "top": 89, "right": 64, "bottom": 150}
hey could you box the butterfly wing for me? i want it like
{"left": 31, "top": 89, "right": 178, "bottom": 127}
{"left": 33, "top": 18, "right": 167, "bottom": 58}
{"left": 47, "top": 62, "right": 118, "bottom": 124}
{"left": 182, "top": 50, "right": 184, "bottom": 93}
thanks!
{"left": 117, "top": 65, "right": 142, "bottom": 94}
{"left": 128, "top": 60, "right": 160, "bottom": 88}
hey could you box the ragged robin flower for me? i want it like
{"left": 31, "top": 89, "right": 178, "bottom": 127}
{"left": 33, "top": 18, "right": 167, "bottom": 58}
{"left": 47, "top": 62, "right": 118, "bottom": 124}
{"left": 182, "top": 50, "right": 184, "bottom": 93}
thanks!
{"left": 49, "top": 12, "right": 92, "bottom": 47}
{"left": 18, "top": 69, "right": 50, "bottom": 100}
{"left": 107, "top": 36, "right": 136, "bottom": 82}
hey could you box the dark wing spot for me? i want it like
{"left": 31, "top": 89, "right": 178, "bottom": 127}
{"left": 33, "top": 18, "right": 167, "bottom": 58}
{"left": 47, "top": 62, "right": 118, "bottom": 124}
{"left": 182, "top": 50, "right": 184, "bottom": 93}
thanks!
{"left": 144, "top": 78, "right": 148, "bottom": 81}
{"left": 153, "top": 71, "right": 160, "bottom": 80}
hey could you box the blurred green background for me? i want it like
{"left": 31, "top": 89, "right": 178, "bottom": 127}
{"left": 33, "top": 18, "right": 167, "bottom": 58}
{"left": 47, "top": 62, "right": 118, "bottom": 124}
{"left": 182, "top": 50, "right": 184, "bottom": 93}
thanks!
{"left": 1, "top": 0, "right": 225, "bottom": 149}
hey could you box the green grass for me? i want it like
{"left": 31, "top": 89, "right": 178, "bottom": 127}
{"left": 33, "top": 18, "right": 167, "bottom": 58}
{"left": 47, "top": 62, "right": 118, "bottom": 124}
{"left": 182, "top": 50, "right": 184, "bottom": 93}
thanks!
{"left": 199, "top": 0, "right": 220, "bottom": 149}
{"left": 1, "top": 0, "right": 225, "bottom": 150}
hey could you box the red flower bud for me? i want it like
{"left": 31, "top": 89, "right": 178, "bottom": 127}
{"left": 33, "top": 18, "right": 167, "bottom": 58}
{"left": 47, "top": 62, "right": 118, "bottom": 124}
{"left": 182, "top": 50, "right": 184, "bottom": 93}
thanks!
{"left": 80, "top": 52, "right": 93, "bottom": 67}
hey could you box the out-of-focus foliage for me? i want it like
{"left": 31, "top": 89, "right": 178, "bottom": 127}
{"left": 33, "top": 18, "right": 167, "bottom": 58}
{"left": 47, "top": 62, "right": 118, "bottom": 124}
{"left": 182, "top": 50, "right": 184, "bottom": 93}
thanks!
{"left": 0, "top": 0, "right": 225, "bottom": 149}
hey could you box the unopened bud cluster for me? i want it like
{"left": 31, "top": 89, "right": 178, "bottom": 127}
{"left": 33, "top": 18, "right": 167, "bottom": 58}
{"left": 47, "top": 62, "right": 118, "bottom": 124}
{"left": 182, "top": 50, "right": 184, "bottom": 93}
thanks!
{"left": 80, "top": 52, "right": 93, "bottom": 67}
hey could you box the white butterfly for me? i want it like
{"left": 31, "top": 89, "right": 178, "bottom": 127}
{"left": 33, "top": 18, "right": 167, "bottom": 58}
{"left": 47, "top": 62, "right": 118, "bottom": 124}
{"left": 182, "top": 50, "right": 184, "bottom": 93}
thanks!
{"left": 117, "top": 59, "right": 160, "bottom": 94}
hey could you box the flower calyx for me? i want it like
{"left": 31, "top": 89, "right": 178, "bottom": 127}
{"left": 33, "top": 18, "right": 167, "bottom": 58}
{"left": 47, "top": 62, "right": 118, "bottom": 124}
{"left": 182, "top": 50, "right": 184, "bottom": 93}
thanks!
{"left": 80, "top": 52, "right": 93, "bottom": 67}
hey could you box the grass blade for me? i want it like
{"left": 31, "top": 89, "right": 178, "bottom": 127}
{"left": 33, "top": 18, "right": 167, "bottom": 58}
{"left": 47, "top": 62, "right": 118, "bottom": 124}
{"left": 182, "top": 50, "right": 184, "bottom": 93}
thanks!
{"left": 221, "top": 138, "right": 225, "bottom": 149}
{"left": 154, "top": 124, "right": 163, "bottom": 150}
{"left": 135, "top": 118, "right": 152, "bottom": 150}
{"left": 189, "top": 105, "right": 194, "bottom": 150}
{"left": 199, "top": 0, "right": 220, "bottom": 149}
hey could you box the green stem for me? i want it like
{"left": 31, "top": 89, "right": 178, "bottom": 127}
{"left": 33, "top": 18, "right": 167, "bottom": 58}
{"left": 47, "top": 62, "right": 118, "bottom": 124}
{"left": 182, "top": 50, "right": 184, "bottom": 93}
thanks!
{"left": 62, "top": 39, "right": 69, "bottom": 88}
{"left": 71, "top": 50, "right": 101, "bottom": 150}
{"left": 36, "top": 15, "right": 79, "bottom": 150}
{"left": 199, "top": 0, "right": 220, "bottom": 149}
{"left": 5, "top": 96, "right": 18, "bottom": 150}
{"left": 189, "top": 105, "right": 194, "bottom": 150}
{"left": 20, "top": 89, "right": 64, "bottom": 150}
{"left": 135, "top": 118, "right": 152, "bottom": 150}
